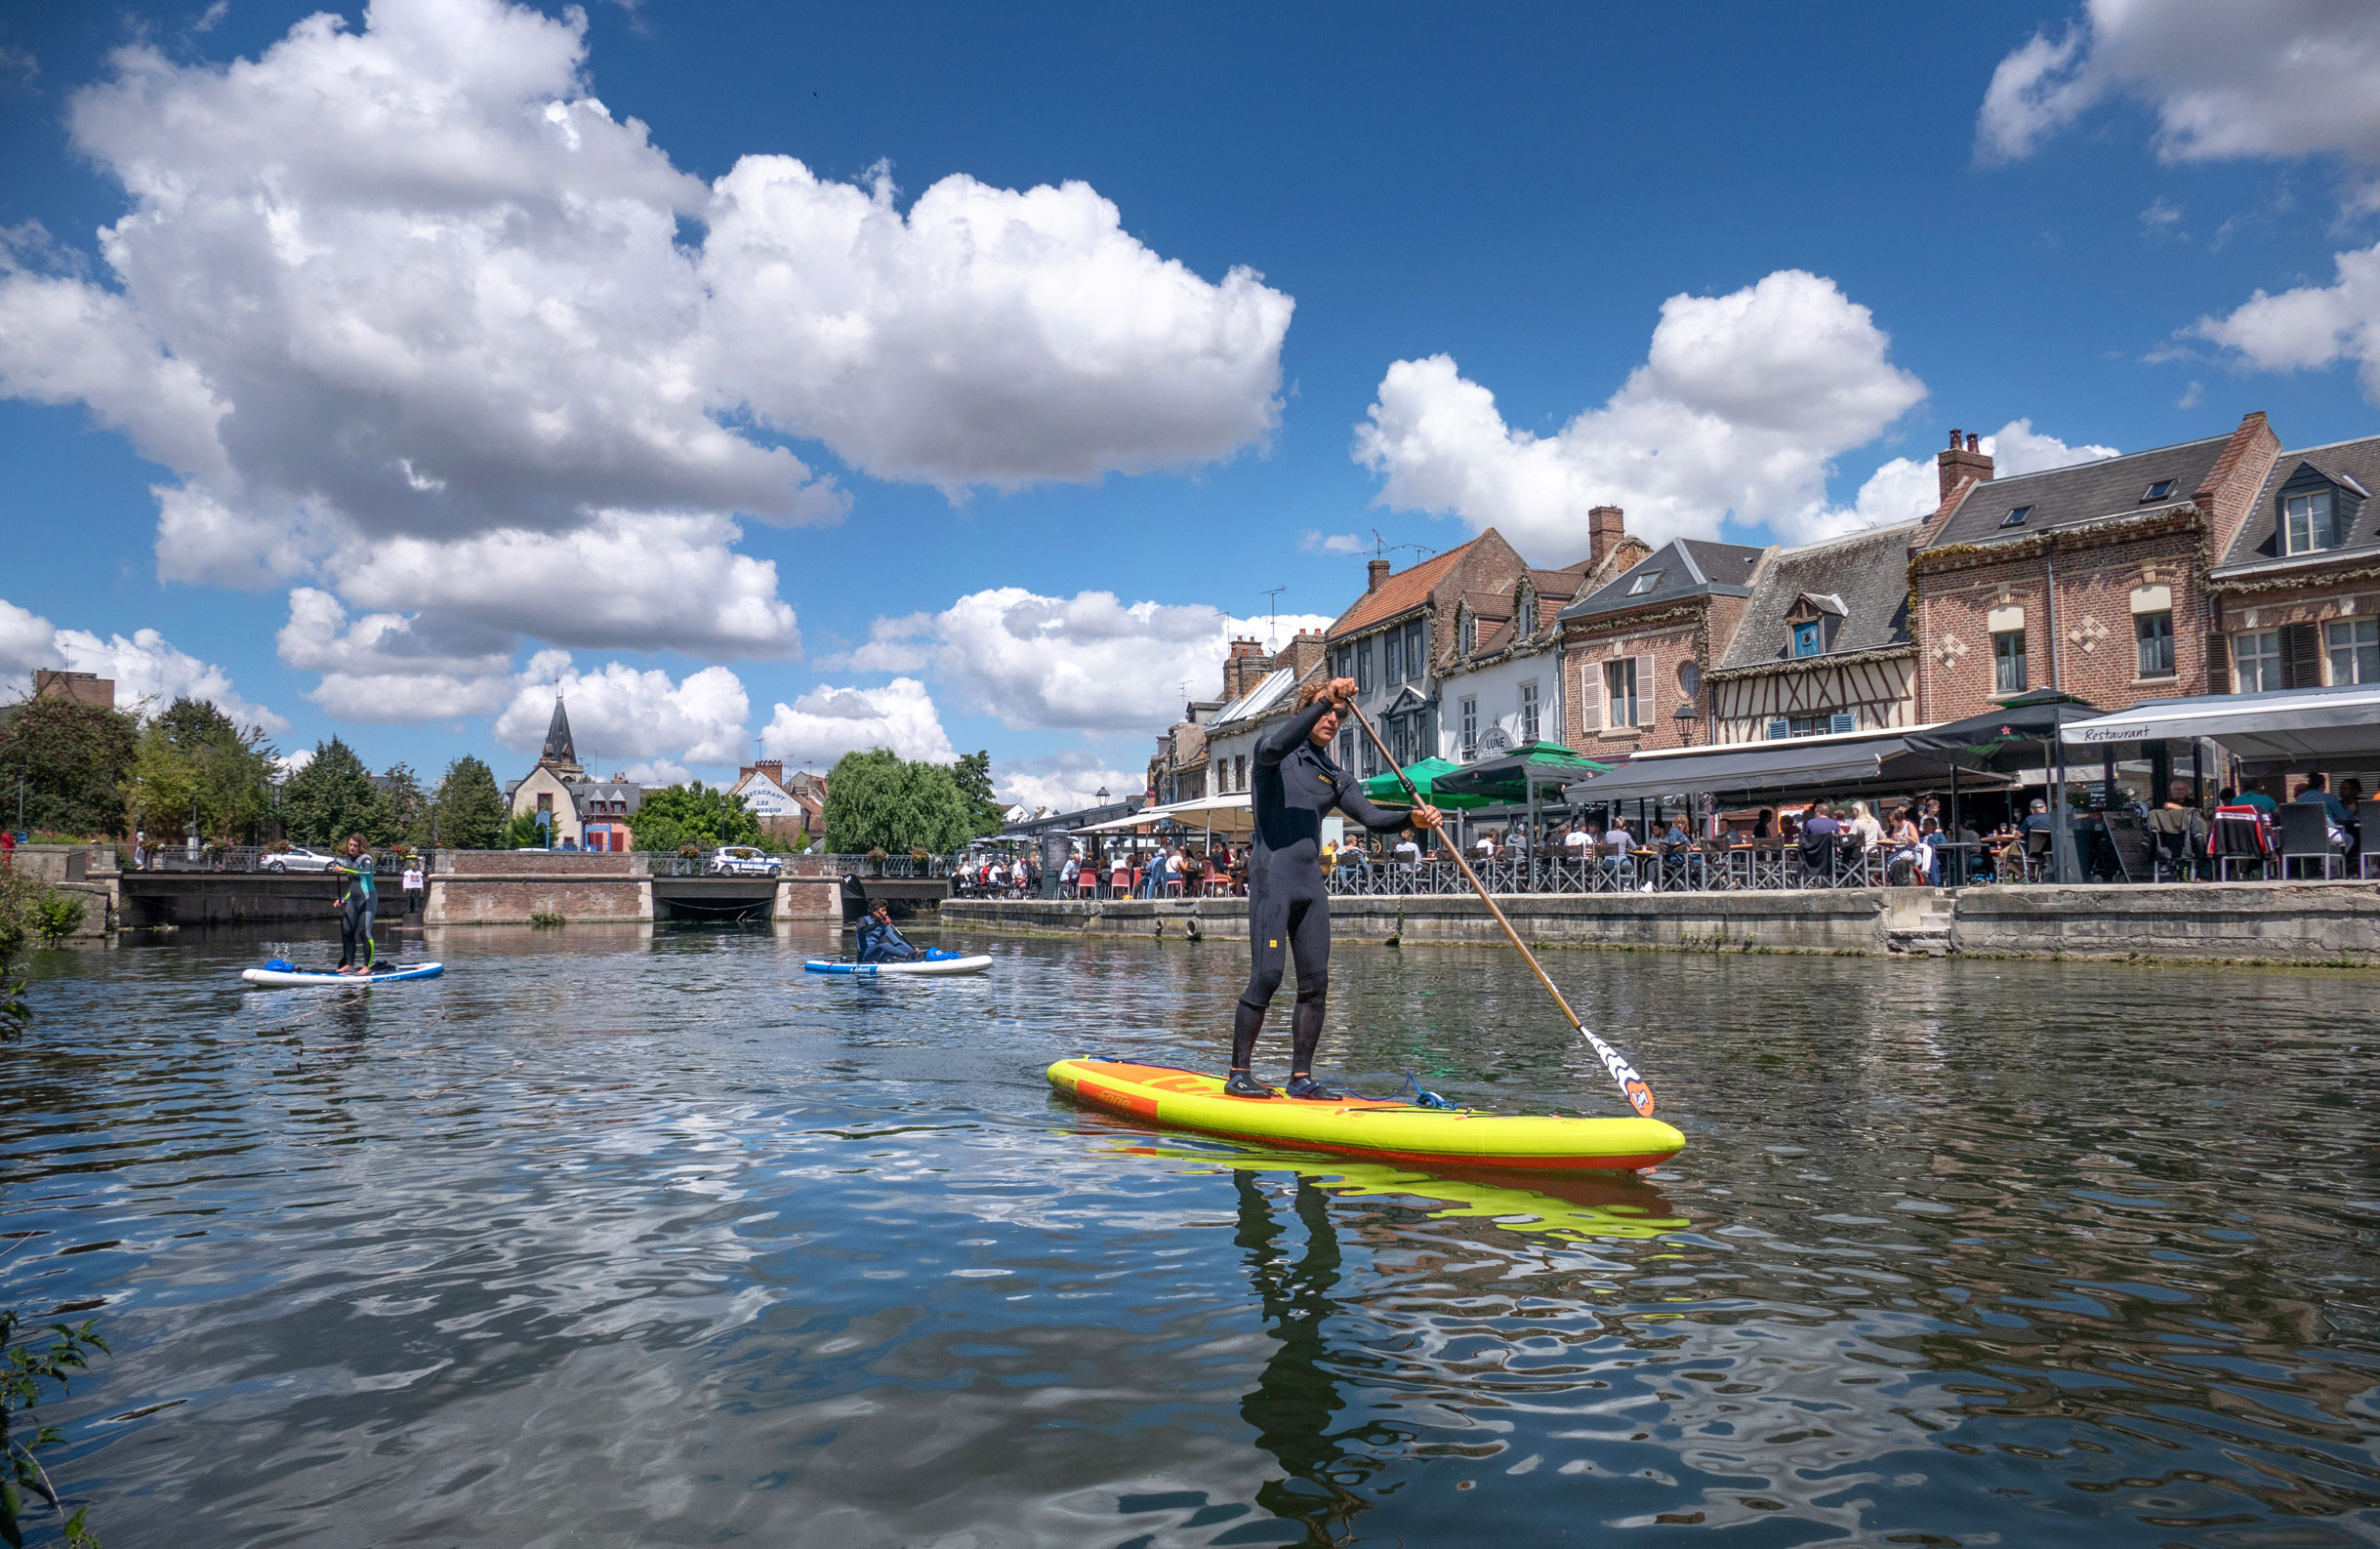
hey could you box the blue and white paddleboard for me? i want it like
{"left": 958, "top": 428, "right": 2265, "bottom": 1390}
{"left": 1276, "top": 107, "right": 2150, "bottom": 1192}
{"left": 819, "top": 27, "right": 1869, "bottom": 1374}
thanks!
{"left": 803, "top": 953, "right": 992, "bottom": 977}
{"left": 241, "top": 960, "right": 445, "bottom": 987}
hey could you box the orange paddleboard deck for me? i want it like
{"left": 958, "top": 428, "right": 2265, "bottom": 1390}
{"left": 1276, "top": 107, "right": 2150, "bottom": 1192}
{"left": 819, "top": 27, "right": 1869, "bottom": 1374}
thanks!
{"left": 1047, "top": 1057, "right": 1683, "bottom": 1172}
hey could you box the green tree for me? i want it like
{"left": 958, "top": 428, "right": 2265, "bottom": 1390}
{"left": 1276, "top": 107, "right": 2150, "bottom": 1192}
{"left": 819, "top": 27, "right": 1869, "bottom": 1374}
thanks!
{"left": 952, "top": 750, "right": 1006, "bottom": 839}
{"left": 431, "top": 755, "right": 508, "bottom": 849}
{"left": 279, "top": 737, "right": 390, "bottom": 847}
{"left": 378, "top": 762, "right": 431, "bottom": 849}
{"left": 123, "top": 697, "right": 277, "bottom": 845}
{"left": 500, "top": 810, "right": 548, "bottom": 849}
{"left": 0, "top": 694, "right": 141, "bottom": 837}
{"left": 629, "top": 782, "right": 766, "bottom": 854}
{"left": 822, "top": 749, "right": 975, "bottom": 855}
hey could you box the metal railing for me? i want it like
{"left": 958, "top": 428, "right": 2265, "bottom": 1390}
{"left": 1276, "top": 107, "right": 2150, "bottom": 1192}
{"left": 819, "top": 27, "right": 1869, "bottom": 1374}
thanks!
{"left": 125, "top": 845, "right": 423, "bottom": 876}
{"left": 821, "top": 853, "right": 954, "bottom": 878}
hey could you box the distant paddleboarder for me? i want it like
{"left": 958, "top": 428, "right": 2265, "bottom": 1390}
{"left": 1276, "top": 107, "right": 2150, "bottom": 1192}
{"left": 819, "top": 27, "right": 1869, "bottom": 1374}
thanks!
{"left": 328, "top": 834, "right": 377, "bottom": 975}
{"left": 1228, "top": 677, "right": 1442, "bottom": 1100}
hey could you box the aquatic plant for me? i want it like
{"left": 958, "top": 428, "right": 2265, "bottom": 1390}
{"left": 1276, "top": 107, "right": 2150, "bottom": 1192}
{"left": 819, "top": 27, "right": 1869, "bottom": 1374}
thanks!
{"left": 1, "top": 1310, "right": 107, "bottom": 1549}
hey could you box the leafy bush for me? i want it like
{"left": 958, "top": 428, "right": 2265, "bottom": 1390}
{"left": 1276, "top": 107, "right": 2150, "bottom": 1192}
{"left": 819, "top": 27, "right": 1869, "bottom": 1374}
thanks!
{"left": 0, "top": 694, "right": 140, "bottom": 838}
{"left": 2, "top": 1311, "right": 107, "bottom": 1548}
{"left": 33, "top": 895, "right": 85, "bottom": 947}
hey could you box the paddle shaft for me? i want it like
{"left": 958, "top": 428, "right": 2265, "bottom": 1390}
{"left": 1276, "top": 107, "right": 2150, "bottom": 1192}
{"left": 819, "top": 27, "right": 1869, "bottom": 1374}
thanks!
{"left": 1342, "top": 698, "right": 1658, "bottom": 1119}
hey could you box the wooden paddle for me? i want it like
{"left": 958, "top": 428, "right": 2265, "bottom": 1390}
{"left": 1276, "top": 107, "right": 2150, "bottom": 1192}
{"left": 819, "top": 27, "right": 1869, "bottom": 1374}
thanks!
{"left": 1342, "top": 697, "right": 1659, "bottom": 1119}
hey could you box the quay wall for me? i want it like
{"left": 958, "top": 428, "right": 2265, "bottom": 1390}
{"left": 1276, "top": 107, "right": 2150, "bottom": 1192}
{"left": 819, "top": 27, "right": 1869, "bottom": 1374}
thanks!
{"left": 944, "top": 882, "right": 2380, "bottom": 966}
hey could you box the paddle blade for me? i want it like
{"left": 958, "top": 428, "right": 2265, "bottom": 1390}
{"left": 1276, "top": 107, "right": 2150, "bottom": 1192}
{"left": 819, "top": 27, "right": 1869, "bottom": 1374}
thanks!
{"left": 1583, "top": 1028, "right": 1657, "bottom": 1118}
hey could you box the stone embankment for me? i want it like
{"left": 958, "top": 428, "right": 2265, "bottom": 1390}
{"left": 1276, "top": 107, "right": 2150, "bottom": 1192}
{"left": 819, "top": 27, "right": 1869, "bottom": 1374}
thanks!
{"left": 944, "top": 882, "right": 2380, "bottom": 967}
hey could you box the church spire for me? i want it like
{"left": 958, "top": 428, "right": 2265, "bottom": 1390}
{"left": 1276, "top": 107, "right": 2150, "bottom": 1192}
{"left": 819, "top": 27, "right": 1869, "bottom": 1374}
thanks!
{"left": 539, "top": 695, "right": 582, "bottom": 777}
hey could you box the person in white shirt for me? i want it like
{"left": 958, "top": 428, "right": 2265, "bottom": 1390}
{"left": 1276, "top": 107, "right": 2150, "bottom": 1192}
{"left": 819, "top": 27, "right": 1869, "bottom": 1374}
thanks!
{"left": 1563, "top": 822, "right": 1593, "bottom": 864}
{"left": 1848, "top": 799, "right": 1886, "bottom": 848}
{"left": 1394, "top": 835, "right": 1421, "bottom": 871}
{"left": 1474, "top": 830, "right": 1498, "bottom": 860}
{"left": 400, "top": 860, "right": 425, "bottom": 917}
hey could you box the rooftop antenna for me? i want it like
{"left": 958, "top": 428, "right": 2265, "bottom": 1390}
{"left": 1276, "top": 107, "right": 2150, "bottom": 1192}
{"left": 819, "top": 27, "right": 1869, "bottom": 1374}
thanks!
{"left": 1258, "top": 587, "right": 1287, "bottom": 650}
{"left": 1371, "top": 527, "right": 1438, "bottom": 562}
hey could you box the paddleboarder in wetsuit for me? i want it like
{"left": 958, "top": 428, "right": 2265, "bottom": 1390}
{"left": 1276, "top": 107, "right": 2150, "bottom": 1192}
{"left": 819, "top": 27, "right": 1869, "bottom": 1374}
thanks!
{"left": 856, "top": 901, "right": 923, "bottom": 962}
{"left": 1228, "top": 677, "right": 1442, "bottom": 1100}
{"left": 329, "top": 834, "right": 377, "bottom": 974}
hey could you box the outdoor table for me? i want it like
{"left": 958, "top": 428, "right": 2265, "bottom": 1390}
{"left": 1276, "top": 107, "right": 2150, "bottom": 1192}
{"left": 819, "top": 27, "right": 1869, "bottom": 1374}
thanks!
{"left": 1930, "top": 840, "right": 1990, "bottom": 884}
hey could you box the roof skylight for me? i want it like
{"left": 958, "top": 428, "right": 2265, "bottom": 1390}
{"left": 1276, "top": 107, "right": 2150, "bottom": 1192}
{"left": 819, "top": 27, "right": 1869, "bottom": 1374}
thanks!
{"left": 2000, "top": 506, "right": 2032, "bottom": 527}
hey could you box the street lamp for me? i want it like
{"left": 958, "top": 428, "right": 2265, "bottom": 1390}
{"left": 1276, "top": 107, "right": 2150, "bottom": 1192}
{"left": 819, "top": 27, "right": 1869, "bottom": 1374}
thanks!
{"left": 1095, "top": 785, "right": 1109, "bottom": 806}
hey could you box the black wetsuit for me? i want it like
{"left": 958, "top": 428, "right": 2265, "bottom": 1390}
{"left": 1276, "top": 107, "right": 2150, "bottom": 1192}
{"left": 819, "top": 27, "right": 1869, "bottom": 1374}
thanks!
{"left": 332, "top": 855, "right": 376, "bottom": 970}
{"left": 1234, "top": 699, "right": 1412, "bottom": 1075}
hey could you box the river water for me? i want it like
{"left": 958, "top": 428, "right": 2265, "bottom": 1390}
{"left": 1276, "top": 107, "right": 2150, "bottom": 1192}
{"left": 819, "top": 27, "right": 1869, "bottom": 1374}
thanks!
{"left": 4, "top": 923, "right": 2377, "bottom": 1547}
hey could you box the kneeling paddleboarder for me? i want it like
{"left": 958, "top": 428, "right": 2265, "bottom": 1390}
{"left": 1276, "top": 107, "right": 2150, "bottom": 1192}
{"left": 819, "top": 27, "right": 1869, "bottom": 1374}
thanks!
{"left": 1229, "top": 676, "right": 1442, "bottom": 1099}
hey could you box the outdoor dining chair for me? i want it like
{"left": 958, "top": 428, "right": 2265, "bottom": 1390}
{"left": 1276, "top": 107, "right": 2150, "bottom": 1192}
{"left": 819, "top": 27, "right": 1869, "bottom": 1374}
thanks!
{"left": 2208, "top": 805, "right": 2273, "bottom": 881}
{"left": 2361, "top": 800, "right": 2380, "bottom": 879}
{"left": 2275, "top": 803, "right": 2342, "bottom": 880}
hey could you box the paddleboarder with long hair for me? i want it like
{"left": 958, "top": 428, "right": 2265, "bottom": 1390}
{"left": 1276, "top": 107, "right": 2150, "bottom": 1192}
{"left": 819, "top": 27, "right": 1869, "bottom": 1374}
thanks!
{"left": 1227, "top": 676, "right": 1442, "bottom": 1099}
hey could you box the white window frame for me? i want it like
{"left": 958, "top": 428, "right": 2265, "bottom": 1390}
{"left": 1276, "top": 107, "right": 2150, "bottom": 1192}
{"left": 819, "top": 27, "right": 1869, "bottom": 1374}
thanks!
{"left": 1603, "top": 658, "right": 1640, "bottom": 728}
{"left": 2326, "top": 619, "right": 2379, "bottom": 685}
{"left": 1627, "top": 571, "right": 1661, "bottom": 595}
{"left": 2234, "top": 630, "right": 2282, "bottom": 694}
{"left": 1459, "top": 696, "right": 1477, "bottom": 757}
{"left": 1519, "top": 681, "right": 1539, "bottom": 744}
{"left": 2285, "top": 491, "right": 2337, "bottom": 555}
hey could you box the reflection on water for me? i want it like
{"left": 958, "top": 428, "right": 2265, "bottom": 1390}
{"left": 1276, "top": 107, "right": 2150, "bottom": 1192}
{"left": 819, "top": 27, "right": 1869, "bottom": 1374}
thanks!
{"left": 3, "top": 923, "right": 2377, "bottom": 1546}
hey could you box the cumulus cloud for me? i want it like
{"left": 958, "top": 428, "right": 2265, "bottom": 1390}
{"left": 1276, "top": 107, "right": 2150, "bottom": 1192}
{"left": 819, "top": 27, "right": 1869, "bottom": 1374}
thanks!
{"left": 276, "top": 587, "right": 517, "bottom": 721}
{"left": 997, "top": 751, "right": 1146, "bottom": 814}
{"left": 1354, "top": 269, "right": 1927, "bottom": 553}
{"left": 835, "top": 589, "right": 1335, "bottom": 733}
{"left": 0, "top": 0, "right": 1290, "bottom": 664}
{"left": 758, "top": 677, "right": 955, "bottom": 767}
{"left": 2190, "top": 241, "right": 2380, "bottom": 403}
{"left": 0, "top": 599, "right": 64, "bottom": 683}
{"left": 28, "top": 615, "right": 289, "bottom": 732}
{"left": 1978, "top": 0, "right": 2380, "bottom": 205}
{"left": 1299, "top": 531, "right": 1368, "bottom": 555}
{"left": 493, "top": 652, "right": 753, "bottom": 767}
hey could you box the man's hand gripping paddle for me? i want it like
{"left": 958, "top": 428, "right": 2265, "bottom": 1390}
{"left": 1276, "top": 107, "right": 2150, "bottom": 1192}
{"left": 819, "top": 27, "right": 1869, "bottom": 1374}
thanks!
{"left": 1343, "top": 698, "right": 1658, "bottom": 1119}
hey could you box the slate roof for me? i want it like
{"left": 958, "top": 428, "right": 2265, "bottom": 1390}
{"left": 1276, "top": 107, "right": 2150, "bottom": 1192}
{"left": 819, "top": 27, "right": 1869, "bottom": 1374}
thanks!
{"left": 1561, "top": 538, "right": 1763, "bottom": 619}
{"left": 1716, "top": 520, "right": 1920, "bottom": 671}
{"left": 1925, "top": 434, "right": 2232, "bottom": 550}
{"left": 2214, "top": 432, "right": 2380, "bottom": 570}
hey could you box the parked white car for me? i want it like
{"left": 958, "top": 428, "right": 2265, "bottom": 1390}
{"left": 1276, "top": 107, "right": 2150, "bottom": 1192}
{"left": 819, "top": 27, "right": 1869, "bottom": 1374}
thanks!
{"left": 707, "top": 845, "right": 783, "bottom": 877}
{"left": 262, "top": 846, "right": 341, "bottom": 874}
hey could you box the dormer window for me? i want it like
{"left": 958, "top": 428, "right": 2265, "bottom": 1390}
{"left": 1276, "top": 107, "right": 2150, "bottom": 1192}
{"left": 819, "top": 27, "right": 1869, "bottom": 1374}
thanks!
{"left": 2285, "top": 489, "right": 2338, "bottom": 554}
{"left": 2001, "top": 506, "right": 2032, "bottom": 528}
{"left": 1627, "top": 570, "right": 1662, "bottom": 594}
{"left": 1792, "top": 621, "right": 1823, "bottom": 658}
{"left": 2141, "top": 479, "right": 2174, "bottom": 502}
{"left": 1458, "top": 610, "right": 1475, "bottom": 655}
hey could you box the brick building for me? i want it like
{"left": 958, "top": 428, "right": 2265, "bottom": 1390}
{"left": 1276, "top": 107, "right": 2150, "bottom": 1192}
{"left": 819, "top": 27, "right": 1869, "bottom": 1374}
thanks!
{"left": 2207, "top": 432, "right": 2380, "bottom": 702}
{"left": 1557, "top": 531, "right": 1765, "bottom": 754}
{"left": 732, "top": 758, "right": 824, "bottom": 843}
{"left": 33, "top": 670, "right": 114, "bottom": 710}
{"left": 1322, "top": 531, "right": 1535, "bottom": 776}
{"left": 1203, "top": 630, "right": 1330, "bottom": 795}
{"left": 1704, "top": 519, "right": 1923, "bottom": 743}
{"left": 1909, "top": 414, "right": 2280, "bottom": 720}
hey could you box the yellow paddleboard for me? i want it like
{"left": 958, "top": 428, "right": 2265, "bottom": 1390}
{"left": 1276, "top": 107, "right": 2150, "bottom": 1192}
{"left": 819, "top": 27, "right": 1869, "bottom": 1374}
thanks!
{"left": 1047, "top": 1057, "right": 1683, "bottom": 1173}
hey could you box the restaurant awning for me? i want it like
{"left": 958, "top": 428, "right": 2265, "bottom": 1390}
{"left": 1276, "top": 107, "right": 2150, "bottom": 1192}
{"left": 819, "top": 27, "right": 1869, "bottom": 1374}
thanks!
{"left": 1560, "top": 728, "right": 2000, "bottom": 805}
{"left": 2059, "top": 683, "right": 2380, "bottom": 775}
{"left": 1431, "top": 743, "right": 1612, "bottom": 805}
{"left": 1072, "top": 792, "right": 1252, "bottom": 836}
{"left": 1902, "top": 687, "right": 2103, "bottom": 774}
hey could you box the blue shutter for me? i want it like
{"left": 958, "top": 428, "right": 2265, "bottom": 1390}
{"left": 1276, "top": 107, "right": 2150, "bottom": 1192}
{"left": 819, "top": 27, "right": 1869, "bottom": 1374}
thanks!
{"left": 1766, "top": 718, "right": 1789, "bottom": 741}
{"left": 1828, "top": 713, "right": 1856, "bottom": 734}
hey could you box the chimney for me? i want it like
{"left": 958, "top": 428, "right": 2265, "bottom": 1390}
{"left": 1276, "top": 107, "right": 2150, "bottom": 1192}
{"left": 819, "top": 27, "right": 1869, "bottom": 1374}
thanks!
{"left": 1279, "top": 629, "right": 1329, "bottom": 681}
{"left": 1938, "top": 427, "right": 1993, "bottom": 504}
{"left": 1224, "top": 636, "right": 1266, "bottom": 699}
{"left": 1367, "top": 558, "right": 1392, "bottom": 592}
{"left": 1588, "top": 506, "right": 1625, "bottom": 570}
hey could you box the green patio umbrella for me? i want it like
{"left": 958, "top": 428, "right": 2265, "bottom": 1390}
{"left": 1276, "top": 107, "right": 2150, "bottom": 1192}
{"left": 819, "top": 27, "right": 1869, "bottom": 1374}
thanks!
{"left": 1429, "top": 743, "right": 1613, "bottom": 805}
{"left": 1360, "top": 756, "right": 1493, "bottom": 810}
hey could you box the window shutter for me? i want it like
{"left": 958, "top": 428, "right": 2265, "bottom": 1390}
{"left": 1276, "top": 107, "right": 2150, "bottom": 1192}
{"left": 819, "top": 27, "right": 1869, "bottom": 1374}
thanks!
{"left": 2206, "top": 632, "right": 2229, "bottom": 694}
{"left": 2282, "top": 622, "right": 2322, "bottom": 689}
{"left": 1828, "top": 712, "right": 1856, "bottom": 734}
{"left": 1638, "top": 654, "right": 1657, "bottom": 726}
{"left": 1767, "top": 718, "right": 1790, "bottom": 740}
{"left": 1579, "top": 663, "right": 1602, "bottom": 731}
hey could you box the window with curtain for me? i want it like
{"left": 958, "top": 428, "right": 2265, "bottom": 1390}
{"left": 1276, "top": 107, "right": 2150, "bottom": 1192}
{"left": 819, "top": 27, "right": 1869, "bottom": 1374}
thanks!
{"left": 1406, "top": 622, "right": 1427, "bottom": 679}
{"left": 2135, "top": 610, "right": 2174, "bottom": 677}
{"left": 2327, "top": 619, "right": 2379, "bottom": 685}
{"left": 1603, "top": 659, "right": 1639, "bottom": 727}
{"left": 1519, "top": 681, "right": 1539, "bottom": 743}
{"left": 2285, "top": 490, "right": 2338, "bottom": 554}
{"left": 1992, "top": 629, "right": 2027, "bottom": 694}
{"left": 2234, "top": 630, "right": 2282, "bottom": 693}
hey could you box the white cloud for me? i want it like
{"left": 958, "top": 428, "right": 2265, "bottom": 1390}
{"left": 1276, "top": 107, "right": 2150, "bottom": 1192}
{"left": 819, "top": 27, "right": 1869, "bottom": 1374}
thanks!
{"left": 1299, "top": 531, "right": 1368, "bottom": 555}
{"left": 615, "top": 758, "right": 692, "bottom": 786}
{"left": 835, "top": 588, "right": 1335, "bottom": 733}
{"left": 2190, "top": 241, "right": 2380, "bottom": 402}
{"left": 1977, "top": 0, "right": 2380, "bottom": 205}
{"left": 0, "top": 599, "right": 64, "bottom": 684}
{"left": 494, "top": 653, "right": 752, "bottom": 767}
{"left": 50, "top": 623, "right": 287, "bottom": 732}
{"left": 758, "top": 677, "right": 955, "bottom": 767}
{"left": 274, "top": 747, "right": 315, "bottom": 779}
{"left": 1354, "top": 269, "right": 1927, "bottom": 553}
{"left": 0, "top": 0, "right": 1290, "bottom": 665}
{"left": 1822, "top": 419, "right": 2123, "bottom": 541}
{"left": 277, "top": 586, "right": 517, "bottom": 721}
{"left": 997, "top": 751, "right": 1145, "bottom": 814}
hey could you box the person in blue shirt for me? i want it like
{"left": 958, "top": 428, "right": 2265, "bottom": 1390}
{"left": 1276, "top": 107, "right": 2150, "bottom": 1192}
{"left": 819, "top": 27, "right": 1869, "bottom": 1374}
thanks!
{"left": 856, "top": 900, "right": 923, "bottom": 962}
{"left": 2294, "top": 772, "right": 2353, "bottom": 828}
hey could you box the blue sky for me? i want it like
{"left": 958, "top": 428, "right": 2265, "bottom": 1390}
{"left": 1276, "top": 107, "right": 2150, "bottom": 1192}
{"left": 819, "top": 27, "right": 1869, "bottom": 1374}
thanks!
{"left": 5, "top": 0, "right": 2379, "bottom": 808}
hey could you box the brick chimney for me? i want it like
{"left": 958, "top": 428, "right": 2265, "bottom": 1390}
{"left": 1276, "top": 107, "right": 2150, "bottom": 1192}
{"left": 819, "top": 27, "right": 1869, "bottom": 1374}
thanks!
{"left": 1277, "top": 629, "right": 1329, "bottom": 682}
{"left": 1938, "top": 428, "right": 1993, "bottom": 504}
{"left": 1224, "top": 636, "right": 1267, "bottom": 700}
{"left": 1588, "top": 506, "right": 1625, "bottom": 570}
{"left": 739, "top": 757, "right": 784, "bottom": 787}
{"left": 1367, "top": 557, "right": 1391, "bottom": 593}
